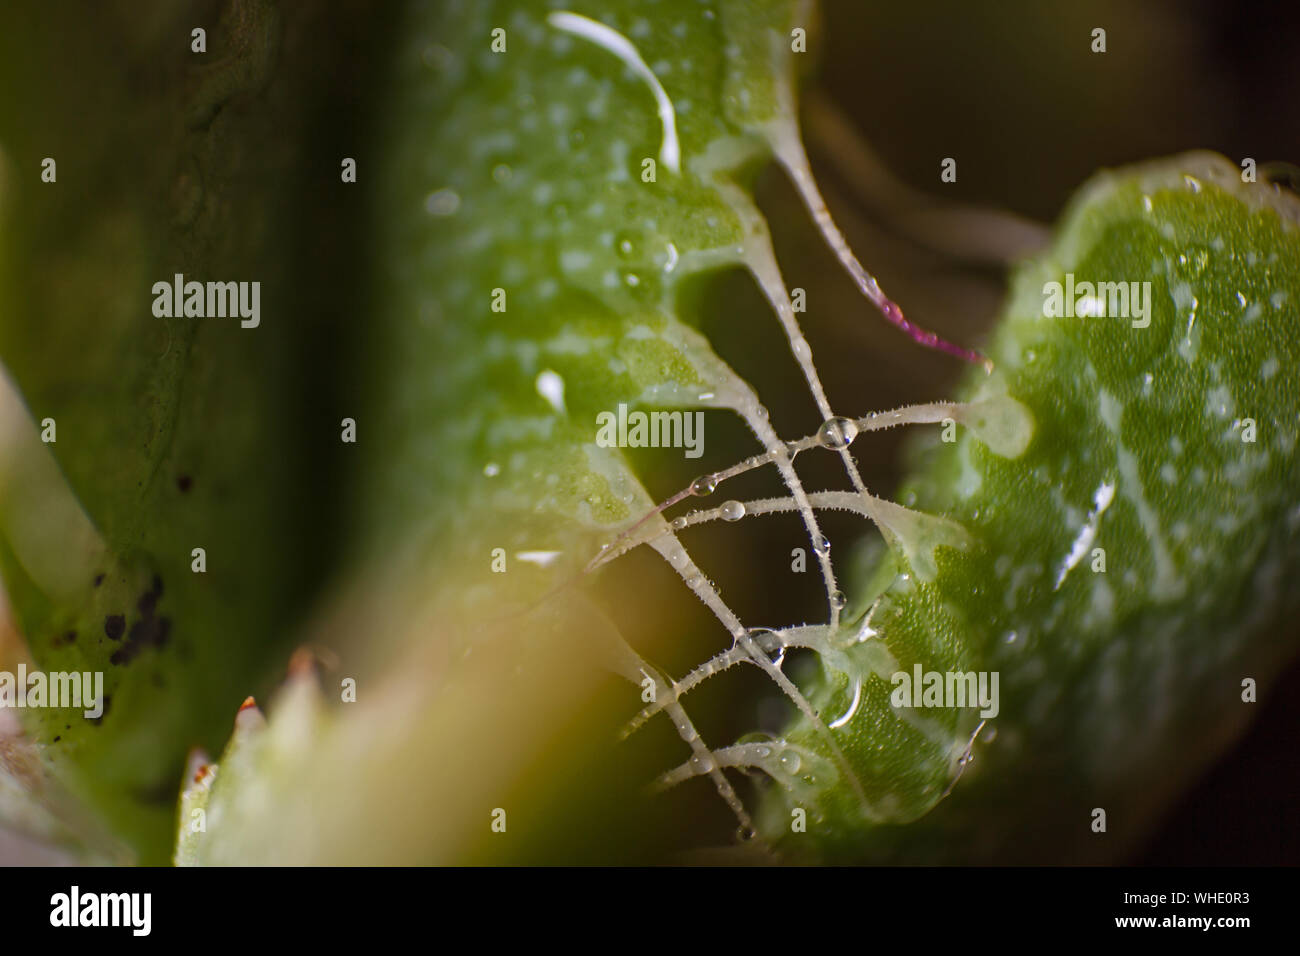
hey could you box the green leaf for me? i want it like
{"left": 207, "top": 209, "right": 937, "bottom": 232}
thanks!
{"left": 364, "top": 0, "right": 814, "bottom": 599}
{"left": 759, "top": 153, "right": 1300, "bottom": 861}
{"left": 0, "top": 1, "right": 354, "bottom": 861}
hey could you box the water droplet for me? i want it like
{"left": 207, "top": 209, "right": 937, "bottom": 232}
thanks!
{"left": 424, "top": 188, "right": 460, "bottom": 217}
{"left": 671, "top": 516, "right": 687, "bottom": 531}
{"left": 690, "top": 474, "right": 718, "bottom": 496}
{"left": 829, "top": 590, "right": 847, "bottom": 610}
{"left": 735, "top": 825, "right": 757, "bottom": 843}
{"left": 817, "top": 416, "right": 859, "bottom": 450}
{"left": 779, "top": 749, "right": 802, "bottom": 774}
{"left": 615, "top": 232, "right": 639, "bottom": 259}
{"left": 689, "top": 753, "right": 712, "bottom": 774}
{"left": 686, "top": 574, "right": 703, "bottom": 589}
{"left": 812, "top": 534, "right": 831, "bottom": 555}
{"left": 663, "top": 241, "right": 679, "bottom": 273}
{"left": 748, "top": 627, "right": 785, "bottom": 669}
{"left": 720, "top": 500, "right": 745, "bottom": 521}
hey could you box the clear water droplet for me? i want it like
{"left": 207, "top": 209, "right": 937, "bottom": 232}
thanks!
{"left": 615, "top": 232, "right": 639, "bottom": 259}
{"left": 817, "top": 416, "right": 859, "bottom": 450}
{"left": 812, "top": 534, "right": 831, "bottom": 555}
{"left": 671, "top": 516, "right": 687, "bottom": 530}
{"left": 829, "top": 589, "right": 847, "bottom": 610}
{"left": 720, "top": 500, "right": 745, "bottom": 521}
{"left": 748, "top": 627, "right": 785, "bottom": 670}
{"left": 735, "top": 825, "right": 757, "bottom": 843}
{"left": 690, "top": 474, "right": 718, "bottom": 496}
{"left": 779, "top": 749, "right": 802, "bottom": 774}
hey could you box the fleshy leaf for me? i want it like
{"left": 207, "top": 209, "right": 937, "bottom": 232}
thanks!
{"left": 758, "top": 153, "right": 1300, "bottom": 861}
{"left": 0, "top": 1, "right": 364, "bottom": 860}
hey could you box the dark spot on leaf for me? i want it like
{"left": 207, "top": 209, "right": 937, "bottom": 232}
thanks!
{"left": 109, "top": 576, "right": 171, "bottom": 665}
{"left": 177, "top": 474, "right": 192, "bottom": 493}
{"left": 110, "top": 646, "right": 130, "bottom": 666}
{"left": 104, "top": 615, "right": 125, "bottom": 641}
{"left": 93, "top": 574, "right": 104, "bottom": 587}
